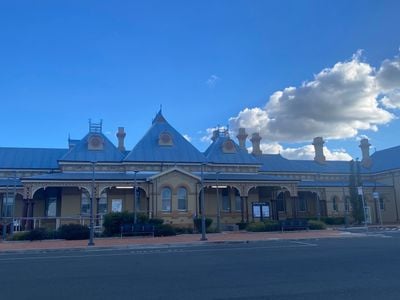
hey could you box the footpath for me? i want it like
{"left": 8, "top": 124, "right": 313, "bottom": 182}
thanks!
{"left": 0, "top": 229, "right": 366, "bottom": 253}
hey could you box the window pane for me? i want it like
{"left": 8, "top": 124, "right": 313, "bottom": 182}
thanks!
{"left": 178, "top": 187, "right": 187, "bottom": 211}
{"left": 222, "top": 189, "right": 230, "bottom": 211}
{"left": 46, "top": 197, "right": 57, "bottom": 217}
{"left": 162, "top": 188, "right": 171, "bottom": 211}
{"left": 81, "top": 192, "right": 90, "bottom": 215}
{"left": 98, "top": 192, "right": 107, "bottom": 214}
{"left": 2, "top": 194, "right": 14, "bottom": 217}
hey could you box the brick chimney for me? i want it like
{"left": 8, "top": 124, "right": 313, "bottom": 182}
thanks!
{"left": 116, "top": 127, "right": 126, "bottom": 152}
{"left": 236, "top": 128, "right": 248, "bottom": 151}
{"left": 359, "top": 138, "right": 372, "bottom": 168}
{"left": 313, "top": 137, "right": 326, "bottom": 164}
{"left": 250, "top": 132, "right": 262, "bottom": 155}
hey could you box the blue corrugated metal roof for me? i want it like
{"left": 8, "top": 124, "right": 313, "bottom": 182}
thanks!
{"left": 24, "top": 172, "right": 157, "bottom": 181}
{"left": 0, "top": 178, "right": 23, "bottom": 187}
{"left": 204, "top": 136, "right": 260, "bottom": 165}
{"left": 298, "top": 180, "right": 391, "bottom": 188}
{"left": 257, "top": 154, "right": 352, "bottom": 174}
{"left": 124, "top": 111, "right": 206, "bottom": 163}
{"left": 369, "top": 146, "right": 400, "bottom": 173}
{"left": 60, "top": 132, "right": 124, "bottom": 162}
{"left": 0, "top": 147, "right": 68, "bottom": 169}
{"left": 201, "top": 172, "right": 296, "bottom": 182}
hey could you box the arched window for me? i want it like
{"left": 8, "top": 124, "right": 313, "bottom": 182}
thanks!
{"left": 177, "top": 187, "right": 187, "bottom": 211}
{"left": 162, "top": 187, "right": 172, "bottom": 212}
{"left": 98, "top": 191, "right": 107, "bottom": 214}
{"left": 81, "top": 191, "right": 90, "bottom": 215}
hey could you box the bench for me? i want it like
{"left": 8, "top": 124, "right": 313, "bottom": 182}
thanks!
{"left": 120, "top": 224, "right": 155, "bottom": 238}
{"left": 280, "top": 219, "right": 309, "bottom": 232}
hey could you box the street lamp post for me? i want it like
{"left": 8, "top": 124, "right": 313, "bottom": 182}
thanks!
{"left": 134, "top": 170, "right": 139, "bottom": 224}
{"left": 216, "top": 171, "right": 221, "bottom": 232}
{"left": 358, "top": 186, "right": 368, "bottom": 231}
{"left": 88, "top": 162, "right": 95, "bottom": 246}
{"left": 200, "top": 163, "right": 207, "bottom": 241}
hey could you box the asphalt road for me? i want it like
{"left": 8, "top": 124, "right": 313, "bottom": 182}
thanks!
{"left": 1, "top": 232, "right": 400, "bottom": 300}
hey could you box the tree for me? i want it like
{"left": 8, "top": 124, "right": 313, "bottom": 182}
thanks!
{"left": 349, "top": 160, "right": 364, "bottom": 224}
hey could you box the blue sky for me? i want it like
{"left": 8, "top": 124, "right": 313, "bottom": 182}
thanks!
{"left": 1, "top": 0, "right": 399, "bottom": 160}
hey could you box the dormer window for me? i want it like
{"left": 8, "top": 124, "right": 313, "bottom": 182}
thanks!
{"left": 159, "top": 132, "right": 173, "bottom": 146}
{"left": 88, "top": 134, "right": 104, "bottom": 150}
{"left": 222, "top": 139, "right": 236, "bottom": 153}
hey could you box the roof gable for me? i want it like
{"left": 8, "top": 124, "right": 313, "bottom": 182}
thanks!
{"left": 60, "top": 132, "right": 124, "bottom": 162}
{"left": 149, "top": 167, "right": 200, "bottom": 181}
{"left": 124, "top": 112, "right": 205, "bottom": 163}
{"left": 204, "top": 136, "right": 260, "bottom": 165}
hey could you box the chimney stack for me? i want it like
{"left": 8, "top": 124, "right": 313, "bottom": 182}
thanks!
{"left": 116, "top": 127, "right": 126, "bottom": 152}
{"left": 236, "top": 128, "right": 248, "bottom": 151}
{"left": 250, "top": 132, "right": 262, "bottom": 155}
{"left": 313, "top": 137, "right": 326, "bottom": 164}
{"left": 211, "top": 129, "right": 219, "bottom": 142}
{"left": 359, "top": 138, "right": 372, "bottom": 168}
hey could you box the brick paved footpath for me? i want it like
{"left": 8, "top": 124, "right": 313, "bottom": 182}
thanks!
{"left": 0, "top": 229, "right": 364, "bottom": 252}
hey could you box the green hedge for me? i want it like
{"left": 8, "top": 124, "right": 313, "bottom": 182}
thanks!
{"left": 10, "top": 228, "right": 57, "bottom": 241}
{"left": 308, "top": 220, "right": 326, "bottom": 230}
{"left": 58, "top": 224, "right": 89, "bottom": 240}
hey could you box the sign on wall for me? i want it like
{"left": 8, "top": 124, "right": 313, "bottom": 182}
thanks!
{"left": 252, "top": 202, "right": 270, "bottom": 220}
{"left": 111, "top": 199, "right": 123, "bottom": 212}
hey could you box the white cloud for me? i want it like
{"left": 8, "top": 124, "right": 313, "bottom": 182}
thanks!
{"left": 279, "top": 145, "right": 351, "bottom": 161}
{"left": 206, "top": 75, "right": 220, "bottom": 88}
{"left": 229, "top": 52, "right": 398, "bottom": 143}
{"left": 183, "top": 134, "right": 192, "bottom": 142}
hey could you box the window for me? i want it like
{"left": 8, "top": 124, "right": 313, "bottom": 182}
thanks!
{"left": 177, "top": 187, "right": 187, "bottom": 211}
{"left": 98, "top": 192, "right": 107, "bottom": 214}
{"left": 379, "top": 197, "right": 385, "bottom": 210}
{"left": 298, "top": 194, "right": 307, "bottom": 212}
{"left": 135, "top": 188, "right": 141, "bottom": 211}
{"left": 2, "top": 193, "right": 14, "bottom": 218}
{"left": 46, "top": 197, "right": 57, "bottom": 217}
{"left": 222, "top": 189, "right": 230, "bottom": 212}
{"left": 162, "top": 187, "right": 172, "bottom": 211}
{"left": 234, "top": 189, "right": 241, "bottom": 211}
{"left": 332, "top": 196, "right": 339, "bottom": 211}
{"left": 81, "top": 192, "right": 90, "bottom": 215}
{"left": 277, "top": 193, "right": 286, "bottom": 212}
{"left": 345, "top": 196, "right": 350, "bottom": 212}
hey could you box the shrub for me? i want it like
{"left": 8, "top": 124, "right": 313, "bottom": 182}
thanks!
{"left": 246, "top": 222, "right": 266, "bottom": 232}
{"left": 103, "top": 211, "right": 135, "bottom": 236}
{"left": 236, "top": 222, "right": 248, "bottom": 230}
{"left": 321, "top": 217, "right": 345, "bottom": 225}
{"left": 148, "top": 218, "right": 164, "bottom": 226}
{"left": 308, "top": 220, "right": 326, "bottom": 230}
{"left": 58, "top": 224, "right": 90, "bottom": 240}
{"left": 264, "top": 220, "right": 280, "bottom": 231}
{"left": 193, "top": 218, "right": 213, "bottom": 232}
{"left": 174, "top": 226, "right": 193, "bottom": 234}
{"left": 26, "top": 228, "right": 48, "bottom": 241}
{"left": 155, "top": 224, "right": 176, "bottom": 236}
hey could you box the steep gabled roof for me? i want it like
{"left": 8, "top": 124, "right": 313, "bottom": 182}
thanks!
{"left": 0, "top": 147, "right": 68, "bottom": 169}
{"left": 124, "top": 111, "right": 206, "bottom": 163}
{"left": 60, "top": 132, "right": 124, "bottom": 162}
{"left": 204, "top": 135, "right": 260, "bottom": 165}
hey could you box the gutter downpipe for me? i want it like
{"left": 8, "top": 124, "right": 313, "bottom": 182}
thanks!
{"left": 392, "top": 172, "right": 399, "bottom": 223}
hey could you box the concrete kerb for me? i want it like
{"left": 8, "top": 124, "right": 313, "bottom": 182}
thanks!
{"left": 0, "top": 230, "right": 366, "bottom": 254}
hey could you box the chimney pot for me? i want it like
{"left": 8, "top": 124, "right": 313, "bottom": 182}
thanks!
{"left": 313, "top": 137, "right": 326, "bottom": 164}
{"left": 116, "top": 127, "right": 126, "bottom": 152}
{"left": 250, "top": 132, "right": 262, "bottom": 155}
